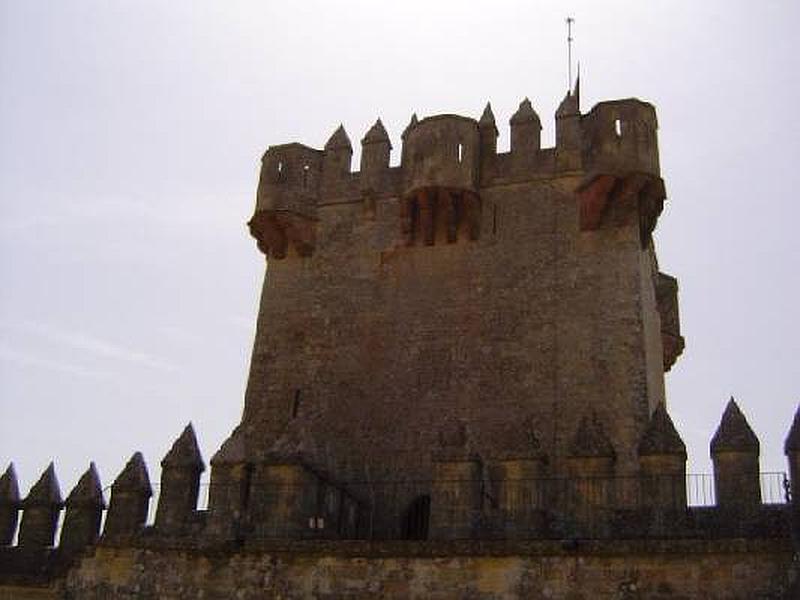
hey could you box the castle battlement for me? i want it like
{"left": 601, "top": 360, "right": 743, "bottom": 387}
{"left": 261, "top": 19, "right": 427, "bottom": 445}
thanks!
{"left": 0, "top": 401, "right": 796, "bottom": 572}
{"left": 2, "top": 87, "right": 795, "bottom": 598}
{"left": 249, "top": 90, "right": 661, "bottom": 259}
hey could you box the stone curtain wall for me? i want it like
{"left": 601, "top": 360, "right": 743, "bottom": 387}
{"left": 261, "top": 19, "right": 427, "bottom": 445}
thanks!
{"left": 10, "top": 539, "right": 787, "bottom": 599}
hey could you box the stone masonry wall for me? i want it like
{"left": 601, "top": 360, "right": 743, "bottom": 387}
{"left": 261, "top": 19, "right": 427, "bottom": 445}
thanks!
{"left": 38, "top": 539, "right": 792, "bottom": 599}
{"left": 242, "top": 172, "right": 663, "bottom": 484}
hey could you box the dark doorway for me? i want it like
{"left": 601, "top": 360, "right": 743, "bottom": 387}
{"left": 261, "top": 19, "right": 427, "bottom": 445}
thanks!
{"left": 401, "top": 495, "right": 430, "bottom": 540}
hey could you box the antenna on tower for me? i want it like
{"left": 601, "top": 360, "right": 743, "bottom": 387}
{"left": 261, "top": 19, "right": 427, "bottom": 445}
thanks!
{"left": 566, "top": 17, "right": 575, "bottom": 93}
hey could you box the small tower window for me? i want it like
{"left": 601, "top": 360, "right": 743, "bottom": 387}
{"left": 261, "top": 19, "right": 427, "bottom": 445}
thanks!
{"left": 457, "top": 143, "right": 463, "bottom": 163}
{"left": 614, "top": 119, "right": 622, "bottom": 137}
{"left": 291, "top": 389, "right": 301, "bottom": 419}
{"left": 303, "top": 164, "right": 310, "bottom": 189}
{"left": 402, "top": 495, "right": 430, "bottom": 540}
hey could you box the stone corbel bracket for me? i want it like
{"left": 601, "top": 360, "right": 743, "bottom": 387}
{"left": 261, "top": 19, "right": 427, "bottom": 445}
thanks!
{"left": 248, "top": 210, "right": 317, "bottom": 259}
{"left": 655, "top": 272, "right": 685, "bottom": 371}
{"left": 577, "top": 172, "right": 666, "bottom": 247}
{"left": 401, "top": 186, "right": 481, "bottom": 247}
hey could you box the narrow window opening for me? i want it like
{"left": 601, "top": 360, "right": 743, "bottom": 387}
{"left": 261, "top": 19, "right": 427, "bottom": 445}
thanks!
{"left": 277, "top": 160, "right": 283, "bottom": 172}
{"left": 292, "top": 389, "right": 301, "bottom": 419}
{"left": 457, "top": 143, "right": 463, "bottom": 163}
{"left": 240, "top": 463, "right": 254, "bottom": 512}
{"left": 492, "top": 204, "right": 498, "bottom": 236}
{"left": 302, "top": 164, "right": 310, "bottom": 189}
{"left": 401, "top": 495, "right": 430, "bottom": 540}
{"left": 614, "top": 119, "right": 622, "bottom": 137}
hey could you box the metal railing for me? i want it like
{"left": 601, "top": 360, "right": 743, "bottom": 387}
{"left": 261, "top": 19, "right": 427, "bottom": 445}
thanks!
{"left": 141, "top": 472, "right": 790, "bottom": 539}
{"left": 35, "top": 471, "right": 790, "bottom": 546}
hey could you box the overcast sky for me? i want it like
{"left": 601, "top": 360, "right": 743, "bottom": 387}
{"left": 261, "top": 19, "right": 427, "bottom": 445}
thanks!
{"left": 1, "top": 1, "right": 798, "bottom": 502}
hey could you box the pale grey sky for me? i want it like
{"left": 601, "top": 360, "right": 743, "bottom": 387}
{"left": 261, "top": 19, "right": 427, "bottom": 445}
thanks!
{"left": 1, "top": 1, "right": 798, "bottom": 498}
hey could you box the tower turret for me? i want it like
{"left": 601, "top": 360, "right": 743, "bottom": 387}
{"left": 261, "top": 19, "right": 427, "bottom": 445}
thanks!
{"left": 710, "top": 398, "right": 761, "bottom": 511}
{"left": 18, "top": 463, "right": 63, "bottom": 548}
{"left": 250, "top": 143, "right": 321, "bottom": 259}
{"left": 61, "top": 462, "right": 105, "bottom": 553}
{"left": 400, "top": 114, "right": 482, "bottom": 246}
{"left": 581, "top": 97, "right": 660, "bottom": 176}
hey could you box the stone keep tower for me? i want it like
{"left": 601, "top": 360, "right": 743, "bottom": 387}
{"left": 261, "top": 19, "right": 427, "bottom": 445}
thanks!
{"left": 3, "top": 85, "right": 799, "bottom": 599}
{"left": 232, "top": 85, "right": 684, "bottom": 535}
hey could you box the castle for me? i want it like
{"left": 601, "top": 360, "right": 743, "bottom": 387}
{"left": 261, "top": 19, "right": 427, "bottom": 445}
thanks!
{"left": 0, "top": 85, "right": 797, "bottom": 599}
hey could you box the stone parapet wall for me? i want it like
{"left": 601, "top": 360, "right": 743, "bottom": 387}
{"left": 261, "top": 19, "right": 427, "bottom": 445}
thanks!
{"left": 6, "top": 538, "right": 791, "bottom": 600}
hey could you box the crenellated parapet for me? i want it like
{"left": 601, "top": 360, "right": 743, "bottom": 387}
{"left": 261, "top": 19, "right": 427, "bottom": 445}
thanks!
{"left": 581, "top": 98, "right": 660, "bottom": 176}
{"left": 0, "top": 403, "right": 794, "bottom": 586}
{"left": 248, "top": 89, "right": 666, "bottom": 260}
{"left": 250, "top": 143, "right": 321, "bottom": 259}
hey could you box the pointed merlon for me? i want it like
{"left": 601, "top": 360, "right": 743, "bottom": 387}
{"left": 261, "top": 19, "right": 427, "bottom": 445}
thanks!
{"left": 324, "top": 124, "right": 352, "bottom": 151}
{"left": 569, "top": 414, "right": 616, "bottom": 458}
{"left": 22, "top": 462, "right": 63, "bottom": 507}
{"left": 113, "top": 452, "right": 153, "bottom": 496}
{"left": 438, "top": 419, "right": 469, "bottom": 449}
{"left": 66, "top": 462, "right": 106, "bottom": 508}
{"left": 494, "top": 417, "right": 544, "bottom": 460}
{"left": 710, "top": 397, "right": 760, "bottom": 454}
{"left": 784, "top": 404, "right": 800, "bottom": 455}
{"left": 556, "top": 89, "right": 580, "bottom": 118}
{"left": 638, "top": 403, "right": 687, "bottom": 456}
{"left": 402, "top": 113, "right": 418, "bottom": 138}
{"left": 211, "top": 427, "right": 246, "bottom": 466}
{"left": 0, "top": 463, "right": 20, "bottom": 504}
{"left": 361, "top": 119, "right": 392, "bottom": 148}
{"left": 162, "top": 423, "right": 205, "bottom": 471}
{"left": 510, "top": 98, "right": 541, "bottom": 125}
{"left": 479, "top": 102, "right": 499, "bottom": 135}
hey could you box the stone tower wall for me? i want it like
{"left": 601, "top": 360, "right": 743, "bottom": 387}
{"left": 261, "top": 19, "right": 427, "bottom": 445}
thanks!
{"left": 242, "top": 96, "right": 670, "bottom": 485}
